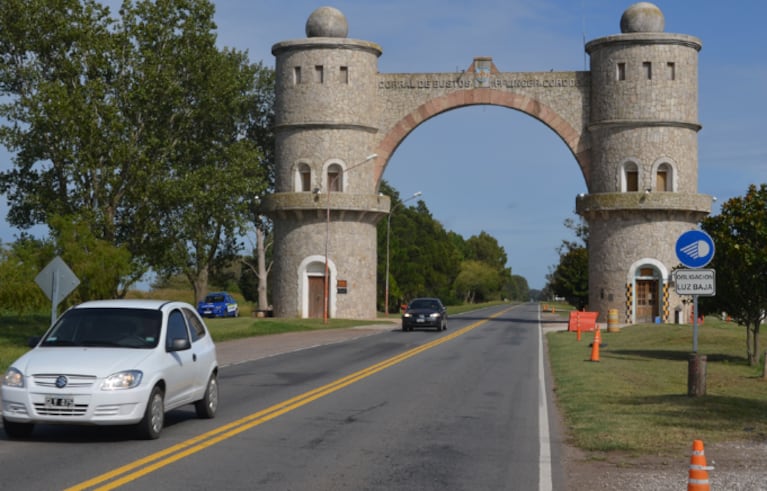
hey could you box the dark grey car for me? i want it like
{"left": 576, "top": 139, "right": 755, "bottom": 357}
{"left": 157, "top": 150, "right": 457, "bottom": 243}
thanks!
{"left": 401, "top": 297, "right": 447, "bottom": 332}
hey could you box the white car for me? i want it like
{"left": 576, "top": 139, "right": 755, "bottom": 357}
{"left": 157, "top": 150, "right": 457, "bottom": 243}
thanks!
{"left": 1, "top": 299, "right": 219, "bottom": 440}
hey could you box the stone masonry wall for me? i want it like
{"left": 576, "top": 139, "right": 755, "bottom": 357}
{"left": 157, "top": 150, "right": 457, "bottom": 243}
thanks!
{"left": 267, "top": 5, "right": 712, "bottom": 322}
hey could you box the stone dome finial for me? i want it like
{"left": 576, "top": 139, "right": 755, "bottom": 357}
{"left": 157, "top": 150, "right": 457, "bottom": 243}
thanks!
{"left": 306, "top": 6, "right": 348, "bottom": 38}
{"left": 620, "top": 2, "right": 665, "bottom": 33}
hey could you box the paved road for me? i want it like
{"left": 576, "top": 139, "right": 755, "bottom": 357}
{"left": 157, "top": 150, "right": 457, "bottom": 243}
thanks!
{"left": 1, "top": 303, "right": 568, "bottom": 490}
{"left": 215, "top": 321, "right": 398, "bottom": 367}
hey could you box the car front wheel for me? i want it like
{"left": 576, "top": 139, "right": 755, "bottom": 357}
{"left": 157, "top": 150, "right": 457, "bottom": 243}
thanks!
{"left": 195, "top": 373, "right": 219, "bottom": 419}
{"left": 137, "top": 385, "right": 164, "bottom": 440}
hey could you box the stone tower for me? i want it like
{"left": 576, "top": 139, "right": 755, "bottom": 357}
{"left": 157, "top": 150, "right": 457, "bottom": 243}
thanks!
{"left": 578, "top": 2, "right": 711, "bottom": 323}
{"left": 265, "top": 7, "right": 389, "bottom": 319}
{"left": 264, "top": 3, "right": 712, "bottom": 323}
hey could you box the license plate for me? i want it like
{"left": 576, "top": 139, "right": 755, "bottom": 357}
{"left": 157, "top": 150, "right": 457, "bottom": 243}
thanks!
{"left": 416, "top": 318, "right": 425, "bottom": 323}
{"left": 45, "top": 396, "right": 74, "bottom": 408}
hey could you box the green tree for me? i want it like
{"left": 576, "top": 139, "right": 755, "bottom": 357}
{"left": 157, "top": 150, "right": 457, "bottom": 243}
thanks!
{"left": 376, "top": 182, "right": 418, "bottom": 311}
{"left": 701, "top": 184, "right": 767, "bottom": 366}
{"left": 0, "top": 0, "right": 270, "bottom": 301}
{"left": 465, "top": 231, "right": 508, "bottom": 272}
{"left": 0, "top": 0, "right": 127, "bottom": 239}
{"left": 547, "top": 216, "right": 589, "bottom": 309}
{"left": 505, "top": 274, "right": 530, "bottom": 302}
{"left": 376, "top": 181, "right": 462, "bottom": 307}
{"left": 49, "top": 214, "right": 132, "bottom": 303}
{"left": 377, "top": 182, "right": 528, "bottom": 307}
{"left": 400, "top": 201, "right": 462, "bottom": 303}
{"left": 464, "top": 231, "right": 513, "bottom": 302}
{"left": 548, "top": 247, "right": 589, "bottom": 309}
{"left": 240, "top": 65, "right": 276, "bottom": 313}
{"left": 0, "top": 236, "right": 53, "bottom": 314}
{"left": 115, "top": 0, "right": 269, "bottom": 302}
{"left": 454, "top": 260, "right": 501, "bottom": 303}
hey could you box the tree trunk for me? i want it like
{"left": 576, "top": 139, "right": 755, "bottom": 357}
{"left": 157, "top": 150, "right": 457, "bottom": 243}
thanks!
{"left": 256, "top": 226, "right": 269, "bottom": 312}
{"left": 762, "top": 350, "right": 767, "bottom": 380}
{"left": 192, "top": 267, "right": 209, "bottom": 305}
{"left": 687, "top": 354, "right": 707, "bottom": 397}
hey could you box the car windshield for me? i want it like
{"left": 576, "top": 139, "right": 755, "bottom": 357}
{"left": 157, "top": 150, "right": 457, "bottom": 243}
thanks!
{"left": 40, "top": 308, "right": 162, "bottom": 349}
{"left": 205, "top": 294, "right": 226, "bottom": 303}
{"left": 409, "top": 299, "right": 439, "bottom": 310}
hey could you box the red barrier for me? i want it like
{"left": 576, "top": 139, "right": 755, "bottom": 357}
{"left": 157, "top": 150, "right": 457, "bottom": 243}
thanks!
{"left": 568, "top": 311, "right": 599, "bottom": 332}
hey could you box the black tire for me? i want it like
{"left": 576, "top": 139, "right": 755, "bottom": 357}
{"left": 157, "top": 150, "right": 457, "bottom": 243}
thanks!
{"left": 137, "top": 385, "right": 164, "bottom": 440}
{"left": 195, "top": 373, "right": 218, "bottom": 419}
{"left": 402, "top": 324, "right": 408, "bottom": 332}
{"left": 2, "top": 418, "right": 34, "bottom": 439}
{"left": 443, "top": 319, "right": 448, "bottom": 331}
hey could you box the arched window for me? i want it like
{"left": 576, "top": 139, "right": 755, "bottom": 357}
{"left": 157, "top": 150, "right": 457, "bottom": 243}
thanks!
{"left": 655, "top": 162, "right": 673, "bottom": 192}
{"left": 327, "top": 163, "right": 343, "bottom": 192}
{"left": 294, "top": 162, "right": 312, "bottom": 192}
{"left": 621, "top": 161, "right": 639, "bottom": 192}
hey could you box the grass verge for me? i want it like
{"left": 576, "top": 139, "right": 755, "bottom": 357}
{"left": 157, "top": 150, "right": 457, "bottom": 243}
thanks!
{"left": 547, "top": 317, "right": 767, "bottom": 456}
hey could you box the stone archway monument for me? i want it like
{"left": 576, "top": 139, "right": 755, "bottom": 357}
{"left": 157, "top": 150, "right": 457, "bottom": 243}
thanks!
{"left": 263, "top": 3, "right": 712, "bottom": 323}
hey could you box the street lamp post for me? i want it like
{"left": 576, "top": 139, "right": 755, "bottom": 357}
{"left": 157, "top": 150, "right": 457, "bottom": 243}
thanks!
{"left": 323, "top": 153, "right": 378, "bottom": 324}
{"left": 384, "top": 191, "right": 422, "bottom": 317}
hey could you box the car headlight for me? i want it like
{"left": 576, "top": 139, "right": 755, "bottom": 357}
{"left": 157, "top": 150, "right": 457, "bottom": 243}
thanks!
{"left": 101, "top": 370, "right": 143, "bottom": 390}
{"left": 3, "top": 367, "right": 25, "bottom": 388}
{"left": 403, "top": 313, "right": 412, "bottom": 318}
{"left": 429, "top": 313, "right": 441, "bottom": 319}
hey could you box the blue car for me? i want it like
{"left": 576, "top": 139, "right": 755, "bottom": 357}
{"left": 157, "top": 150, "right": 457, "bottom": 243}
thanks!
{"left": 197, "top": 292, "right": 239, "bottom": 318}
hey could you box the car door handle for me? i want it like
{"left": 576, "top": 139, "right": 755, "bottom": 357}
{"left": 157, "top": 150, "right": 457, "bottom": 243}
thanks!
{"left": 193, "top": 353, "right": 197, "bottom": 362}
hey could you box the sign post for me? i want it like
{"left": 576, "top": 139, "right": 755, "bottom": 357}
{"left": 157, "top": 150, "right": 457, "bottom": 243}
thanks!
{"left": 35, "top": 256, "right": 80, "bottom": 326}
{"left": 674, "top": 230, "right": 715, "bottom": 396}
{"left": 675, "top": 230, "right": 716, "bottom": 352}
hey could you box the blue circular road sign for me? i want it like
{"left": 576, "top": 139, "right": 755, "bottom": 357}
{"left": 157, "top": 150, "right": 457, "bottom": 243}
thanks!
{"left": 675, "top": 230, "right": 715, "bottom": 268}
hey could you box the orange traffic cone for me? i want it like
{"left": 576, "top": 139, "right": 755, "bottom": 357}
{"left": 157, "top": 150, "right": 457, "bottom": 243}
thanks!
{"left": 688, "top": 439, "right": 713, "bottom": 490}
{"left": 589, "top": 328, "right": 600, "bottom": 362}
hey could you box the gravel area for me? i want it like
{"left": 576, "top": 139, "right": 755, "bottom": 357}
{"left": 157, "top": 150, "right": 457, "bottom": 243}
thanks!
{"left": 562, "top": 431, "right": 767, "bottom": 489}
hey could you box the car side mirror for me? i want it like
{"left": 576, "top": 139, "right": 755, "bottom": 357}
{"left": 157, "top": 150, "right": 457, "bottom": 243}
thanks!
{"left": 168, "top": 337, "right": 191, "bottom": 352}
{"left": 28, "top": 336, "right": 40, "bottom": 348}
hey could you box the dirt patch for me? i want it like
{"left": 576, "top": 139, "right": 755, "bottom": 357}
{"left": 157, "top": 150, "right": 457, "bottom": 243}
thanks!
{"left": 563, "top": 440, "right": 767, "bottom": 490}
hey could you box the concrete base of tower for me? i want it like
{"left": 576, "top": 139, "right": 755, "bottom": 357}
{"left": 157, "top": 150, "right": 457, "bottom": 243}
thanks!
{"left": 265, "top": 192, "right": 390, "bottom": 319}
{"left": 577, "top": 192, "right": 712, "bottom": 325}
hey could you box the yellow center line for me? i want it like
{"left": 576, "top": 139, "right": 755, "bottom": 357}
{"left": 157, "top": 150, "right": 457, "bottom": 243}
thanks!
{"left": 67, "top": 306, "right": 515, "bottom": 491}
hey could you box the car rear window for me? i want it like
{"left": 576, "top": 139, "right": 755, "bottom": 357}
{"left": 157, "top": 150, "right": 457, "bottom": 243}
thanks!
{"left": 183, "top": 308, "right": 208, "bottom": 342}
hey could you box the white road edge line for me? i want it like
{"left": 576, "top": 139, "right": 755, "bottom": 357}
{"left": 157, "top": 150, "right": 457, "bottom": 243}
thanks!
{"left": 538, "top": 304, "right": 553, "bottom": 491}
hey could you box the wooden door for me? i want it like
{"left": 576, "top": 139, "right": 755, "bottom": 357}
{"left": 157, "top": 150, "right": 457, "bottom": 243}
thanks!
{"left": 636, "top": 279, "right": 659, "bottom": 323}
{"left": 308, "top": 276, "right": 326, "bottom": 319}
{"left": 656, "top": 170, "right": 668, "bottom": 191}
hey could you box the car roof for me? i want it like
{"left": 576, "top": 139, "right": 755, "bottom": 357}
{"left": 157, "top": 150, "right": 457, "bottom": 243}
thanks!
{"left": 72, "top": 299, "right": 182, "bottom": 310}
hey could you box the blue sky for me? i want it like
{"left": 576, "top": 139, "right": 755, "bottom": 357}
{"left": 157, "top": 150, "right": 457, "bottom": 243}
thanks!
{"left": 1, "top": 1, "right": 765, "bottom": 290}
